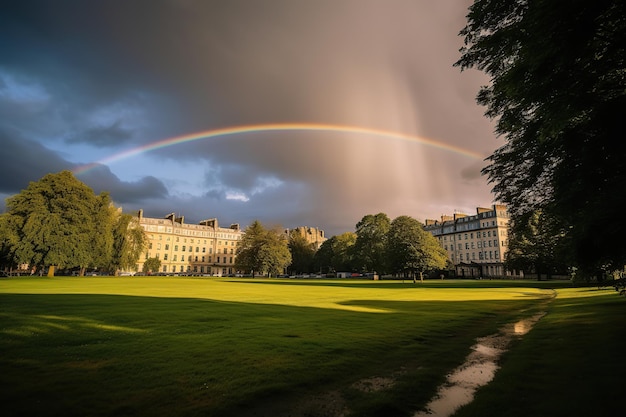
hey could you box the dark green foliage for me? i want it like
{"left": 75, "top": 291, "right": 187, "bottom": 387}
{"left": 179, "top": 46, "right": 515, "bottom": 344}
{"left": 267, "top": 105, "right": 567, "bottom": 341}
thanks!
{"left": 353, "top": 213, "right": 391, "bottom": 274}
{"left": 1, "top": 171, "right": 113, "bottom": 273}
{"left": 456, "top": 0, "right": 626, "bottom": 275}
{"left": 505, "top": 210, "right": 569, "bottom": 278}
{"left": 0, "top": 171, "right": 146, "bottom": 275}
{"left": 142, "top": 257, "right": 161, "bottom": 274}
{"left": 387, "top": 215, "right": 449, "bottom": 279}
{"left": 235, "top": 220, "right": 291, "bottom": 277}
{"left": 287, "top": 231, "right": 316, "bottom": 274}
{"left": 109, "top": 214, "right": 148, "bottom": 274}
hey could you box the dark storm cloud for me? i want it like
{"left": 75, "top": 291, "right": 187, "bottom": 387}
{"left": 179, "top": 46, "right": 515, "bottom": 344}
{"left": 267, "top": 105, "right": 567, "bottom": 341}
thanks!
{"left": 0, "top": 0, "right": 499, "bottom": 235}
{"left": 0, "top": 129, "right": 73, "bottom": 193}
{"left": 66, "top": 121, "right": 134, "bottom": 147}
{"left": 77, "top": 165, "right": 169, "bottom": 204}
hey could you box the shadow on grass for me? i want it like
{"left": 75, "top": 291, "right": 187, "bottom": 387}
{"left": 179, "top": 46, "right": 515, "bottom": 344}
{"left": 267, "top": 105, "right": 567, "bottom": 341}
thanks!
{"left": 0, "top": 291, "right": 542, "bottom": 417}
{"left": 222, "top": 278, "right": 576, "bottom": 290}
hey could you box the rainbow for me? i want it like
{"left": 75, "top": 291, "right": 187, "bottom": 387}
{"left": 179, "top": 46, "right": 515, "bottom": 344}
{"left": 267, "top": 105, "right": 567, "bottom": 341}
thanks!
{"left": 73, "top": 122, "right": 485, "bottom": 175}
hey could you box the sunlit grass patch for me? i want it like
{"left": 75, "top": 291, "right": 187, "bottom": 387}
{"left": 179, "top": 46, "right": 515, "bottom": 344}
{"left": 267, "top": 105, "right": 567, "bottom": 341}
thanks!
{"left": 1, "top": 277, "right": 614, "bottom": 417}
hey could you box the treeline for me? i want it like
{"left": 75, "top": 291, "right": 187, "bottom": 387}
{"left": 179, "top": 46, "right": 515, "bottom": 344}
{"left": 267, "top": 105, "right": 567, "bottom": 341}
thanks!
{"left": 1, "top": 171, "right": 449, "bottom": 279}
{"left": 238, "top": 213, "right": 451, "bottom": 279}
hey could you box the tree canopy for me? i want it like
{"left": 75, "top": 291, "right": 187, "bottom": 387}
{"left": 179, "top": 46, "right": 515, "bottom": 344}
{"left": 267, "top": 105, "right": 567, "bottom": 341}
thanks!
{"left": 235, "top": 220, "right": 291, "bottom": 277}
{"left": 287, "top": 230, "right": 316, "bottom": 275}
{"left": 387, "top": 215, "right": 449, "bottom": 280}
{"left": 0, "top": 171, "right": 146, "bottom": 275}
{"left": 353, "top": 213, "right": 390, "bottom": 274}
{"left": 456, "top": 0, "right": 626, "bottom": 275}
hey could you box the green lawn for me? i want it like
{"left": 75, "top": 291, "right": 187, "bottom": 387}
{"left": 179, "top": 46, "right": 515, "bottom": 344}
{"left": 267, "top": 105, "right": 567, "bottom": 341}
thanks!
{"left": 0, "top": 277, "right": 622, "bottom": 416}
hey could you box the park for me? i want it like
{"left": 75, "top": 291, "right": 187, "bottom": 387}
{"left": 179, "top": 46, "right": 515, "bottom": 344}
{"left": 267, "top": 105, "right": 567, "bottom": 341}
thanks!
{"left": 1, "top": 276, "right": 624, "bottom": 417}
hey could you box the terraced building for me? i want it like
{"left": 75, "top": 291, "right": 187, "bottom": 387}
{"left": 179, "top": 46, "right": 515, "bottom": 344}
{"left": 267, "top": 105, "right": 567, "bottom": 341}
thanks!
{"left": 423, "top": 204, "right": 516, "bottom": 278}
{"left": 135, "top": 210, "right": 242, "bottom": 276}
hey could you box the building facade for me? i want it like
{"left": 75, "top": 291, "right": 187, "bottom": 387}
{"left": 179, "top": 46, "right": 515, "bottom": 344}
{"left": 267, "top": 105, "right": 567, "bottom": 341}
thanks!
{"left": 423, "top": 204, "right": 515, "bottom": 278}
{"left": 135, "top": 210, "right": 242, "bottom": 276}
{"left": 284, "top": 226, "right": 327, "bottom": 249}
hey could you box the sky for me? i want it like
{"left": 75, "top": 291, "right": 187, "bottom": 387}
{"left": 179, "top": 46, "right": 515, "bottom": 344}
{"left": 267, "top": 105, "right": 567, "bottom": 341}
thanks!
{"left": 0, "top": 0, "right": 501, "bottom": 237}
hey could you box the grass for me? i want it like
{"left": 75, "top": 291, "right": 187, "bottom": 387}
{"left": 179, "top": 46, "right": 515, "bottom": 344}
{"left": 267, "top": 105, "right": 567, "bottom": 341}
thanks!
{"left": 0, "top": 277, "right": 622, "bottom": 416}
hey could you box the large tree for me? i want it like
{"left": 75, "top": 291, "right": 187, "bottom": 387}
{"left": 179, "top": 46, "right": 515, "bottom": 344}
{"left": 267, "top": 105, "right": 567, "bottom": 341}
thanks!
{"left": 387, "top": 215, "right": 449, "bottom": 281}
{"left": 353, "top": 213, "right": 390, "bottom": 274}
{"left": 235, "top": 220, "right": 291, "bottom": 277}
{"left": 287, "top": 230, "right": 316, "bottom": 275}
{"left": 1, "top": 171, "right": 116, "bottom": 275}
{"left": 505, "top": 210, "right": 569, "bottom": 280}
{"left": 312, "top": 232, "right": 357, "bottom": 275}
{"left": 109, "top": 213, "right": 148, "bottom": 275}
{"left": 456, "top": 0, "right": 626, "bottom": 276}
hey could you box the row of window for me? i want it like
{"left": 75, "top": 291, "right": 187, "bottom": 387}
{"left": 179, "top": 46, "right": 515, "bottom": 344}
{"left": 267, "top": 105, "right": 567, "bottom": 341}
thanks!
{"left": 143, "top": 225, "right": 240, "bottom": 240}
{"left": 148, "top": 264, "right": 234, "bottom": 275}
{"left": 148, "top": 243, "right": 235, "bottom": 254}
{"left": 453, "top": 250, "right": 500, "bottom": 262}
{"left": 445, "top": 239, "right": 504, "bottom": 251}
{"left": 441, "top": 229, "right": 506, "bottom": 241}
{"left": 148, "top": 233, "right": 239, "bottom": 247}
{"left": 146, "top": 253, "right": 234, "bottom": 264}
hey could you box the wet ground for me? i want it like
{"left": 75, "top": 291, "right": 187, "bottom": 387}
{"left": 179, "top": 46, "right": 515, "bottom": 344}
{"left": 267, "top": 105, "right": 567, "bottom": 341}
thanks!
{"left": 413, "top": 313, "right": 546, "bottom": 417}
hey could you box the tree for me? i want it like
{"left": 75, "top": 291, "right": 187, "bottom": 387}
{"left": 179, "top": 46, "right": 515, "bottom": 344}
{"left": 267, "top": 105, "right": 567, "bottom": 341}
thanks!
{"left": 353, "top": 213, "right": 390, "bottom": 274}
{"left": 312, "top": 232, "right": 357, "bottom": 274}
{"left": 1, "top": 171, "right": 115, "bottom": 275}
{"left": 387, "top": 216, "right": 449, "bottom": 281}
{"left": 287, "top": 230, "right": 316, "bottom": 275}
{"left": 504, "top": 210, "right": 569, "bottom": 280}
{"left": 109, "top": 213, "right": 148, "bottom": 275}
{"left": 235, "top": 220, "right": 291, "bottom": 277}
{"left": 143, "top": 257, "right": 161, "bottom": 274}
{"left": 456, "top": 0, "right": 626, "bottom": 276}
{"left": 332, "top": 232, "right": 357, "bottom": 272}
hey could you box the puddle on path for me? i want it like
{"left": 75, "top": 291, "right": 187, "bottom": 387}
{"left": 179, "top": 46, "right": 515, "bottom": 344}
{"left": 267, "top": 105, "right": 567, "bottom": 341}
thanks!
{"left": 413, "top": 313, "right": 545, "bottom": 417}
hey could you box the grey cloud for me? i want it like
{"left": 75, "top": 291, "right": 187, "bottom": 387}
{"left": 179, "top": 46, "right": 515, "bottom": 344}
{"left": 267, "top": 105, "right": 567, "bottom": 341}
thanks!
{"left": 0, "top": 128, "right": 74, "bottom": 193}
{"left": 77, "top": 166, "right": 169, "bottom": 204}
{"left": 0, "top": 0, "right": 499, "bottom": 236}
{"left": 66, "top": 121, "right": 134, "bottom": 147}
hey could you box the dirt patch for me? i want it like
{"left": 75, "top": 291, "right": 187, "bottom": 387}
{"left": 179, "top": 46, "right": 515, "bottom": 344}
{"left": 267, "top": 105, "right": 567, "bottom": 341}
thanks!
{"left": 351, "top": 376, "right": 396, "bottom": 393}
{"left": 289, "top": 390, "right": 349, "bottom": 417}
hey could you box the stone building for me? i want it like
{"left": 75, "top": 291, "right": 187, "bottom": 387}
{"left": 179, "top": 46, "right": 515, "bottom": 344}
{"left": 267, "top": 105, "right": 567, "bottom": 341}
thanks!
{"left": 284, "top": 226, "right": 327, "bottom": 249}
{"left": 423, "top": 204, "right": 517, "bottom": 278}
{"left": 135, "top": 210, "right": 242, "bottom": 276}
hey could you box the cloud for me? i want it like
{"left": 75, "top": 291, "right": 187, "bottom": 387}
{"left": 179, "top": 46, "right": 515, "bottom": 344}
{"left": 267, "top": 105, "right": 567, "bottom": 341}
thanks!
{"left": 0, "top": 128, "right": 73, "bottom": 194}
{"left": 0, "top": 0, "right": 499, "bottom": 235}
{"left": 66, "top": 121, "right": 134, "bottom": 147}
{"left": 77, "top": 165, "right": 169, "bottom": 203}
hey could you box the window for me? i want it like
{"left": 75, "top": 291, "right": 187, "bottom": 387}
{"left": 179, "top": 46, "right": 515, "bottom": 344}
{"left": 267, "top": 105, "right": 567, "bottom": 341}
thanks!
{"left": 164, "top": 254, "right": 168, "bottom": 260}
{"left": 182, "top": 246, "right": 186, "bottom": 251}
{"left": 175, "top": 245, "right": 178, "bottom": 251}
{"left": 165, "top": 244, "right": 169, "bottom": 250}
